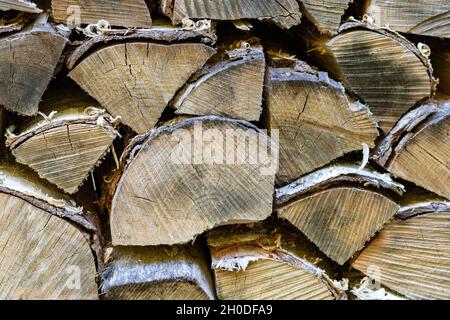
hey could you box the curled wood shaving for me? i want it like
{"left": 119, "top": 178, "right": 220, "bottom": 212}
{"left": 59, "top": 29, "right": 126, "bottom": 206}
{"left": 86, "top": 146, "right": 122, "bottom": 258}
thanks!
{"left": 359, "top": 143, "right": 370, "bottom": 170}
{"left": 77, "top": 19, "right": 112, "bottom": 37}
{"left": 182, "top": 17, "right": 212, "bottom": 32}
{"left": 417, "top": 42, "right": 431, "bottom": 58}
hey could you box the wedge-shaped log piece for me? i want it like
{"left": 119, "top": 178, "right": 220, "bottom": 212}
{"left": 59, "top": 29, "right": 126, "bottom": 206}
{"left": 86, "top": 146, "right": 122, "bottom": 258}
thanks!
{"left": 161, "top": 0, "right": 302, "bottom": 29}
{"left": 0, "top": 15, "right": 67, "bottom": 115}
{"left": 324, "top": 20, "right": 435, "bottom": 132}
{"left": 6, "top": 87, "right": 120, "bottom": 194}
{"left": 0, "top": 0, "right": 42, "bottom": 13}
{"left": 100, "top": 245, "right": 215, "bottom": 300}
{"left": 300, "top": 0, "right": 353, "bottom": 35}
{"left": 276, "top": 163, "right": 403, "bottom": 265}
{"left": 173, "top": 43, "right": 265, "bottom": 121}
{"left": 70, "top": 42, "right": 216, "bottom": 134}
{"left": 207, "top": 222, "right": 347, "bottom": 300}
{"left": 109, "top": 116, "right": 277, "bottom": 246}
{"left": 373, "top": 100, "right": 450, "bottom": 200}
{"left": 0, "top": 163, "right": 98, "bottom": 299}
{"left": 51, "top": 0, "right": 152, "bottom": 28}
{"left": 365, "top": 0, "right": 450, "bottom": 38}
{"left": 353, "top": 200, "right": 450, "bottom": 300}
{"left": 266, "top": 63, "right": 378, "bottom": 185}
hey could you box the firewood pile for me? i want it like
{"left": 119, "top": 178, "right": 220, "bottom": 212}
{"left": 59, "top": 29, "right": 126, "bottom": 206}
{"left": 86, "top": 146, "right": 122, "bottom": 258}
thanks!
{"left": 0, "top": 0, "right": 448, "bottom": 300}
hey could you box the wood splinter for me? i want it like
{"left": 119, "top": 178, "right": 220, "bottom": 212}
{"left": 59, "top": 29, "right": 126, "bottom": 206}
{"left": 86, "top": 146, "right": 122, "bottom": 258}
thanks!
{"left": 100, "top": 245, "right": 216, "bottom": 300}
{"left": 275, "top": 163, "right": 404, "bottom": 265}
{"left": 6, "top": 86, "right": 120, "bottom": 194}
{"left": 207, "top": 222, "right": 347, "bottom": 300}
{"left": 108, "top": 116, "right": 277, "bottom": 246}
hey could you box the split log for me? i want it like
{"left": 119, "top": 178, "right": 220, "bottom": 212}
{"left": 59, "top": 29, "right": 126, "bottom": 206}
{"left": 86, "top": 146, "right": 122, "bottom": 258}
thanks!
{"left": 69, "top": 30, "right": 216, "bottom": 134}
{"left": 100, "top": 245, "right": 215, "bottom": 300}
{"left": 172, "top": 40, "right": 265, "bottom": 121}
{"left": 161, "top": 0, "right": 302, "bottom": 29}
{"left": 108, "top": 116, "right": 277, "bottom": 246}
{"left": 0, "top": 162, "right": 98, "bottom": 299}
{"left": 352, "top": 199, "right": 450, "bottom": 300}
{"left": 51, "top": 0, "right": 152, "bottom": 28}
{"left": 207, "top": 222, "right": 347, "bottom": 300}
{"left": 266, "top": 58, "right": 378, "bottom": 185}
{"left": 299, "top": 0, "right": 353, "bottom": 35}
{"left": 6, "top": 85, "right": 120, "bottom": 194}
{"left": 364, "top": 0, "right": 450, "bottom": 38}
{"left": 317, "top": 19, "right": 436, "bottom": 132}
{"left": 373, "top": 100, "right": 450, "bottom": 200}
{"left": 275, "top": 163, "right": 404, "bottom": 265}
{"left": 0, "top": 15, "right": 67, "bottom": 116}
{"left": 0, "top": 0, "right": 42, "bottom": 13}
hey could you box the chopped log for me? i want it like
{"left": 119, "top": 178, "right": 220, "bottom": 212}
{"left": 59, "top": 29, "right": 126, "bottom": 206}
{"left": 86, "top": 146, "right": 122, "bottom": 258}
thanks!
{"left": 0, "top": 15, "right": 67, "bottom": 116}
{"left": 51, "top": 0, "right": 152, "bottom": 28}
{"left": 299, "top": 0, "right": 353, "bottom": 35}
{"left": 6, "top": 85, "right": 120, "bottom": 194}
{"left": 0, "top": 0, "right": 42, "bottom": 13}
{"left": 352, "top": 200, "right": 450, "bottom": 300}
{"left": 373, "top": 100, "right": 450, "bottom": 200}
{"left": 319, "top": 19, "right": 436, "bottom": 132}
{"left": 364, "top": 0, "right": 450, "bottom": 38}
{"left": 275, "top": 163, "right": 404, "bottom": 265}
{"left": 108, "top": 116, "right": 277, "bottom": 246}
{"left": 207, "top": 222, "right": 347, "bottom": 300}
{"left": 69, "top": 38, "right": 216, "bottom": 134}
{"left": 161, "top": 0, "right": 302, "bottom": 29}
{"left": 266, "top": 59, "right": 378, "bottom": 185}
{"left": 100, "top": 245, "right": 215, "bottom": 300}
{"left": 0, "top": 162, "right": 98, "bottom": 299}
{"left": 172, "top": 41, "right": 265, "bottom": 121}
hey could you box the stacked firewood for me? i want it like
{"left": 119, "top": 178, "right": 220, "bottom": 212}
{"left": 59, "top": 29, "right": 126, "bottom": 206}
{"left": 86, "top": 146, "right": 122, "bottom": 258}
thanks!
{"left": 0, "top": 0, "right": 448, "bottom": 300}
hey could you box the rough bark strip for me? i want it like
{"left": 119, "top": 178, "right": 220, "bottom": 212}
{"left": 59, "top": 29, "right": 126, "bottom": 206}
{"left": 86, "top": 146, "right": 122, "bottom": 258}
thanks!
{"left": 266, "top": 60, "right": 378, "bottom": 185}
